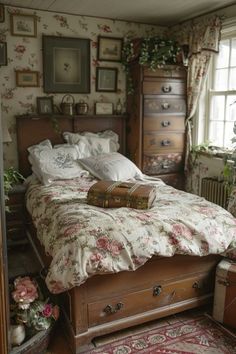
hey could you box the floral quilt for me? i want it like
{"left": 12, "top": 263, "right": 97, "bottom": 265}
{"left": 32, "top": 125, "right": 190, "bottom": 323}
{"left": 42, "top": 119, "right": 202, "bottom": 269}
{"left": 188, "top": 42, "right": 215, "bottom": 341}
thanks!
{"left": 26, "top": 176, "right": 236, "bottom": 294}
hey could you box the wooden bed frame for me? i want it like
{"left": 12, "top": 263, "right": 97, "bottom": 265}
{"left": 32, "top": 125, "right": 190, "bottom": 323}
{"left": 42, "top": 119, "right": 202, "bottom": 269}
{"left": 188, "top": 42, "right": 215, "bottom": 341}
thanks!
{"left": 16, "top": 114, "right": 221, "bottom": 353}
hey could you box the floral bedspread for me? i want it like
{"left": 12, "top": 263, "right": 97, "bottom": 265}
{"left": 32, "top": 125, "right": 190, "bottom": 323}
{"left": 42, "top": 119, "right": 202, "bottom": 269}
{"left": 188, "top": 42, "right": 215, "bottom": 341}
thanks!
{"left": 26, "top": 176, "right": 236, "bottom": 294}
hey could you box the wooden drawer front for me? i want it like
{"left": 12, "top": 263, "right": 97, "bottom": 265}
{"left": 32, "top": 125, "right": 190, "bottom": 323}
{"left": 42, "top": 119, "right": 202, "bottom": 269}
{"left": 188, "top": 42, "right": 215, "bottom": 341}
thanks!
{"left": 88, "top": 272, "right": 213, "bottom": 327}
{"left": 6, "top": 206, "right": 25, "bottom": 223}
{"left": 143, "top": 132, "right": 185, "bottom": 153}
{"left": 143, "top": 153, "right": 184, "bottom": 175}
{"left": 143, "top": 80, "right": 185, "bottom": 96}
{"left": 143, "top": 66, "right": 186, "bottom": 79}
{"left": 159, "top": 173, "right": 185, "bottom": 190}
{"left": 144, "top": 115, "right": 185, "bottom": 132}
{"left": 144, "top": 96, "right": 186, "bottom": 115}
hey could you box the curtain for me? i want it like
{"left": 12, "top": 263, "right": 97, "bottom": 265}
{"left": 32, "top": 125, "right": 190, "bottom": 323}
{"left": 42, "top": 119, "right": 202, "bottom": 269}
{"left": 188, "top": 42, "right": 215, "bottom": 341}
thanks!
{"left": 169, "top": 16, "right": 222, "bottom": 171}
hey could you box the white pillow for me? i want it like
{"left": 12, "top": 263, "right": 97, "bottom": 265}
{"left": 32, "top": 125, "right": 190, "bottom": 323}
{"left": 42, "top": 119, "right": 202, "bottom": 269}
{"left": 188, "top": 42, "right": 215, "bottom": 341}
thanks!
{"left": 63, "top": 130, "right": 119, "bottom": 155}
{"left": 28, "top": 140, "right": 53, "bottom": 179}
{"left": 28, "top": 145, "right": 88, "bottom": 185}
{"left": 78, "top": 152, "right": 143, "bottom": 181}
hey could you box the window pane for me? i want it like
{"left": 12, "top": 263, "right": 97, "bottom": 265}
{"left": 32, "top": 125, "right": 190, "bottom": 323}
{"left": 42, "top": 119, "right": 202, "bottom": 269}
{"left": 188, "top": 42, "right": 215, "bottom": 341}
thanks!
{"left": 230, "top": 38, "right": 236, "bottom": 66}
{"left": 210, "top": 96, "right": 225, "bottom": 121}
{"left": 209, "top": 121, "right": 224, "bottom": 146}
{"left": 229, "top": 68, "right": 236, "bottom": 89}
{"left": 216, "top": 39, "right": 230, "bottom": 68}
{"left": 226, "top": 95, "right": 236, "bottom": 121}
{"left": 214, "top": 68, "right": 228, "bottom": 90}
{"left": 224, "top": 121, "right": 234, "bottom": 148}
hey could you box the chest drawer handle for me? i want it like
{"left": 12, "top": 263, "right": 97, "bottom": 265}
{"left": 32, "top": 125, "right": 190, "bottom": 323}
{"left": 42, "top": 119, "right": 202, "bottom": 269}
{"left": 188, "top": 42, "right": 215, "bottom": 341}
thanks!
{"left": 161, "top": 102, "right": 170, "bottom": 110}
{"left": 161, "top": 120, "right": 171, "bottom": 127}
{"left": 103, "top": 302, "right": 124, "bottom": 314}
{"left": 153, "top": 285, "right": 162, "bottom": 296}
{"left": 162, "top": 85, "right": 172, "bottom": 93}
{"left": 162, "top": 162, "right": 171, "bottom": 169}
{"left": 161, "top": 139, "right": 171, "bottom": 146}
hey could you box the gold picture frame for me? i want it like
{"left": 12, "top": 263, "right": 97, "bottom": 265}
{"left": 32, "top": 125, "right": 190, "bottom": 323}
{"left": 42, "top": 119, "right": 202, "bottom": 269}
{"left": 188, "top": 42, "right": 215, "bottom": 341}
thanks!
{"left": 15, "top": 70, "right": 39, "bottom": 87}
{"left": 10, "top": 13, "right": 37, "bottom": 37}
{"left": 97, "top": 36, "right": 123, "bottom": 62}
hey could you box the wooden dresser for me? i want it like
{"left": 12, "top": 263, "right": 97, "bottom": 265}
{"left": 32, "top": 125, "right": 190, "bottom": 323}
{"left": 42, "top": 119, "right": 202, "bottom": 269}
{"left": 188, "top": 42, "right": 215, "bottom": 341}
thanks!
{"left": 127, "top": 64, "right": 187, "bottom": 189}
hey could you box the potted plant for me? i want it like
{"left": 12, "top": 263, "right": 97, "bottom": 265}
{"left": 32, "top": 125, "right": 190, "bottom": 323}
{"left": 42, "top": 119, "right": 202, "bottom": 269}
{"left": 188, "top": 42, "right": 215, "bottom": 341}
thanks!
{"left": 3, "top": 167, "right": 24, "bottom": 210}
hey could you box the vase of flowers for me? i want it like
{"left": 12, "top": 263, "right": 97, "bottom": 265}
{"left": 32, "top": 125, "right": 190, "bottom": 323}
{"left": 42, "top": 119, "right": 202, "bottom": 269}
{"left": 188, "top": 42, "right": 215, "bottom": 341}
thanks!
{"left": 9, "top": 275, "right": 59, "bottom": 353}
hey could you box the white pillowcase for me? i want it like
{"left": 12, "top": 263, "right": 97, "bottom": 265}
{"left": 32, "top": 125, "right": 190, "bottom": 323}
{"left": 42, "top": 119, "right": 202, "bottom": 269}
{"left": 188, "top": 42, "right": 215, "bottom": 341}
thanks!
{"left": 28, "top": 143, "right": 88, "bottom": 185}
{"left": 28, "top": 140, "right": 53, "bottom": 180}
{"left": 78, "top": 152, "right": 143, "bottom": 181}
{"left": 63, "top": 130, "right": 119, "bottom": 156}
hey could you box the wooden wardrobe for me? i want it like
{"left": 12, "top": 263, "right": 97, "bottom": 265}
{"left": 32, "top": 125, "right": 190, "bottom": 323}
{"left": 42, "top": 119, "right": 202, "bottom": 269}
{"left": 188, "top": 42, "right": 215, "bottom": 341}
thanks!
{"left": 126, "top": 63, "right": 187, "bottom": 190}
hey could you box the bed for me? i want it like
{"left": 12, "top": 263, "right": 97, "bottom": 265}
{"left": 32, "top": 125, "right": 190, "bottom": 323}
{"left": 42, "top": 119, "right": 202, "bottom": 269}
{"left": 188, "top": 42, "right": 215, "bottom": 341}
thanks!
{"left": 16, "top": 114, "right": 236, "bottom": 353}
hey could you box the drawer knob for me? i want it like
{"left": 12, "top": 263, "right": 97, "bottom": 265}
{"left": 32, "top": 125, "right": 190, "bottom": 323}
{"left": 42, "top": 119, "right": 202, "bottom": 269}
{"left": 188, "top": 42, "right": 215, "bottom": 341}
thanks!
{"left": 192, "top": 281, "right": 202, "bottom": 289}
{"left": 153, "top": 285, "right": 162, "bottom": 296}
{"left": 161, "top": 139, "right": 171, "bottom": 146}
{"left": 161, "top": 120, "right": 171, "bottom": 127}
{"left": 161, "top": 102, "right": 170, "bottom": 110}
{"left": 162, "top": 162, "right": 170, "bottom": 169}
{"left": 103, "top": 302, "right": 124, "bottom": 314}
{"left": 162, "top": 85, "right": 172, "bottom": 93}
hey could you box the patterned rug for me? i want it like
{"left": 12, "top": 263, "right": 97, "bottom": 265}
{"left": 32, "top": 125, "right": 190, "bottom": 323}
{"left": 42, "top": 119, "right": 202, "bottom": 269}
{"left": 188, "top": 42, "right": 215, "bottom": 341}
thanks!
{"left": 82, "top": 314, "right": 236, "bottom": 354}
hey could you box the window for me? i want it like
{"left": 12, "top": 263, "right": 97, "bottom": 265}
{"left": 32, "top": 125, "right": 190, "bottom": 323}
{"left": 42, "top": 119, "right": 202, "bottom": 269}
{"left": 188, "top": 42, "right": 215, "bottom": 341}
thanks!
{"left": 203, "top": 32, "right": 236, "bottom": 149}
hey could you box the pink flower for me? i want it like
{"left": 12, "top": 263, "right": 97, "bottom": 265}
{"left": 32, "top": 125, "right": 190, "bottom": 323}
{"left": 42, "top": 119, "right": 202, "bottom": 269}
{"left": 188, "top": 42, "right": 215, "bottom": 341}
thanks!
{"left": 96, "top": 236, "right": 110, "bottom": 250}
{"left": 171, "top": 223, "right": 193, "bottom": 240}
{"left": 90, "top": 252, "right": 103, "bottom": 262}
{"left": 14, "top": 45, "right": 26, "bottom": 54}
{"left": 42, "top": 304, "right": 53, "bottom": 318}
{"left": 12, "top": 277, "right": 38, "bottom": 306}
{"left": 108, "top": 240, "right": 123, "bottom": 256}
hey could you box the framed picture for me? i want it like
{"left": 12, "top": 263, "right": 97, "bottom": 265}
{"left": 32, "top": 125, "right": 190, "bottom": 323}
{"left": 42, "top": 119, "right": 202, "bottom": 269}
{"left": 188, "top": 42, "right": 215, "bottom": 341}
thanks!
{"left": 10, "top": 13, "right": 37, "bottom": 37}
{"left": 0, "top": 42, "right": 7, "bottom": 66}
{"left": 97, "top": 36, "right": 123, "bottom": 62}
{"left": 37, "top": 96, "right": 54, "bottom": 115}
{"left": 95, "top": 102, "right": 113, "bottom": 115}
{"left": 15, "top": 70, "right": 39, "bottom": 87}
{"left": 96, "top": 67, "right": 117, "bottom": 92}
{"left": 43, "top": 35, "right": 90, "bottom": 93}
{"left": 0, "top": 4, "right": 5, "bottom": 23}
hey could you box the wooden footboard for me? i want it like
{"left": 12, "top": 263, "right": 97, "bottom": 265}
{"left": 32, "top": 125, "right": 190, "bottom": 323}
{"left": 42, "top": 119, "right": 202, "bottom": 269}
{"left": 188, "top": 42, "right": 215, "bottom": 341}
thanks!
{"left": 59, "top": 254, "right": 221, "bottom": 353}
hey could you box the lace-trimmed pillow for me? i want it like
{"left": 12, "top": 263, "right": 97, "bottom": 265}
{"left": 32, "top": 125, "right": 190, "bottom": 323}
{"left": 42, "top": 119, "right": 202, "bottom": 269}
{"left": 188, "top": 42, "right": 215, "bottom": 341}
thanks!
{"left": 78, "top": 152, "right": 143, "bottom": 181}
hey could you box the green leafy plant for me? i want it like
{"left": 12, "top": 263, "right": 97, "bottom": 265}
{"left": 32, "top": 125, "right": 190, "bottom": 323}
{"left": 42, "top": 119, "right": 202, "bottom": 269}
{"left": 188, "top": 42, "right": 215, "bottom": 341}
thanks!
{"left": 4, "top": 167, "right": 24, "bottom": 208}
{"left": 122, "top": 37, "right": 180, "bottom": 94}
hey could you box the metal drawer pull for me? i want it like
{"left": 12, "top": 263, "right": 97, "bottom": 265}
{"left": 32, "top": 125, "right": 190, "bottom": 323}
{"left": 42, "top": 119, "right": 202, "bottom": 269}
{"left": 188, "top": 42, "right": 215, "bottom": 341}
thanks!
{"left": 161, "top": 139, "right": 171, "bottom": 146}
{"left": 162, "top": 162, "right": 170, "bottom": 169}
{"left": 192, "top": 281, "right": 202, "bottom": 289}
{"left": 103, "top": 302, "right": 124, "bottom": 314}
{"left": 153, "top": 285, "right": 162, "bottom": 296}
{"left": 161, "top": 102, "right": 170, "bottom": 110}
{"left": 161, "top": 120, "right": 171, "bottom": 127}
{"left": 162, "top": 85, "right": 172, "bottom": 93}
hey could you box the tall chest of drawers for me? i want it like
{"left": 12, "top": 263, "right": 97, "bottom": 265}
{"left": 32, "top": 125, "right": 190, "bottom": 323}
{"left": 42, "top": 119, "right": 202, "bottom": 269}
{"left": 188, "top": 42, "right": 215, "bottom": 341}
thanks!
{"left": 127, "top": 64, "right": 187, "bottom": 189}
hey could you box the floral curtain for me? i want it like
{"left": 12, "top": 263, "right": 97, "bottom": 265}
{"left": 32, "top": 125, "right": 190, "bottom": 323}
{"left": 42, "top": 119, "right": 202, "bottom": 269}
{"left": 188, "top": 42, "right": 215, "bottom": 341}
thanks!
{"left": 169, "top": 16, "right": 222, "bottom": 170}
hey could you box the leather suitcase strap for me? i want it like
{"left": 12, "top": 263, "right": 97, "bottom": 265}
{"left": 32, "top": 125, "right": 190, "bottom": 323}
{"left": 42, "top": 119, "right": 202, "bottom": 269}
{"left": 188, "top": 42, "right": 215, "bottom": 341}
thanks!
{"left": 104, "top": 182, "right": 140, "bottom": 208}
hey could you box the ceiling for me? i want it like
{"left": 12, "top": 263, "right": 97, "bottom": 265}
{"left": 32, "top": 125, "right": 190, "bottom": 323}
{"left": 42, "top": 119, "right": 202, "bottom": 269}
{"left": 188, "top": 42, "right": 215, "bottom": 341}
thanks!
{"left": 1, "top": 0, "right": 236, "bottom": 25}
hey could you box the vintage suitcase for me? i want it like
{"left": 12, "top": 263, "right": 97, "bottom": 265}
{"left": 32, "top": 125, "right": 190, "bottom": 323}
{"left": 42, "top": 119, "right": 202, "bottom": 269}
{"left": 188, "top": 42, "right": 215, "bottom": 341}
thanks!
{"left": 87, "top": 181, "right": 156, "bottom": 209}
{"left": 213, "top": 258, "right": 236, "bottom": 329}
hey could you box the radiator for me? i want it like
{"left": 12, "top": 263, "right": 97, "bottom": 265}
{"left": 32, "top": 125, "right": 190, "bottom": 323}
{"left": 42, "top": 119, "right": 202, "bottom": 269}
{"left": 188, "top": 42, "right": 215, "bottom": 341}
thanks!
{"left": 201, "top": 178, "right": 229, "bottom": 209}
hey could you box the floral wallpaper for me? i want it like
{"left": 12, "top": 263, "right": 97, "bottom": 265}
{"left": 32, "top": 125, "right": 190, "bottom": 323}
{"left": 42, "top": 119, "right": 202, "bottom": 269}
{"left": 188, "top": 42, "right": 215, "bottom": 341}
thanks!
{"left": 0, "top": 6, "right": 165, "bottom": 168}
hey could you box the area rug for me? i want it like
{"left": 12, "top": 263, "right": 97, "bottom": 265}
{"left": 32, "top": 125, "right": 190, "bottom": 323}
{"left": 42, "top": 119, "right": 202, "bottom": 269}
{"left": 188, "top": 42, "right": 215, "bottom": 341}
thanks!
{"left": 82, "top": 314, "right": 236, "bottom": 354}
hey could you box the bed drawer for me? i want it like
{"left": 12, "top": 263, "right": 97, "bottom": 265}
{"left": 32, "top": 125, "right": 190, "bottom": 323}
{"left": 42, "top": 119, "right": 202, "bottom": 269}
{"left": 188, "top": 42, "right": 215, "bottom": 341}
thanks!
{"left": 143, "top": 79, "right": 186, "bottom": 96}
{"left": 88, "top": 272, "right": 213, "bottom": 327}
{"left": 144, "top": 96, "right": 186, "bottom": 116}
{"left": 143, "top": 153, "right": 184, "bottom": 175}
{"left": 143, "top": 132, "right": 185, "bottom": 153}
{"left": 144, "top": 115, "right": 185, "bottom": 132}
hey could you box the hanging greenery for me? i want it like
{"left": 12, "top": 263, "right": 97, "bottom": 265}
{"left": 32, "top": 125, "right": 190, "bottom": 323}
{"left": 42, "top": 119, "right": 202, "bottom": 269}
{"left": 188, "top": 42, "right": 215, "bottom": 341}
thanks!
{"left": 121, "top": 37, "right": 181, "bottom": 94}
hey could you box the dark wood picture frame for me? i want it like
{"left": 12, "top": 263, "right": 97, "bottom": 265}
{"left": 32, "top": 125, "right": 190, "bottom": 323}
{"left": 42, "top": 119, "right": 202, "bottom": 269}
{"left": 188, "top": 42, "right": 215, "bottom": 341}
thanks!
{"left": 96, "top": 67, "right": 117, "bottom": 92}
{"left": 0, "top": 4, "right": 5, "bottom": 23}
{"left": 97, "top": 36, "right": 123, "bottom": 62}
{"left": 15, "top": 70, "right": 39, "bottom": 87}
{"left": 10, "top": 13, "right": 37, "bottom": 37}
{"left": 43, "top": 35, "right": 90, "bottom": 93}
{"left": 0, "top": 42, "right": 7, "bottom": 66}
{"left": 37, "top": 96, "right": 54, "bottom": 115}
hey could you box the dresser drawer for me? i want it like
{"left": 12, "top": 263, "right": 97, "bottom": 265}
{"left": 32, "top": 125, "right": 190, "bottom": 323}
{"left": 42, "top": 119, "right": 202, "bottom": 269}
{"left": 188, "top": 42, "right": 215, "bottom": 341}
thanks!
{"left": 159, "top": 173, "right": 185, "bottom": 190}
{"left": 143, "top": 66, "right": 186, "bottom": 79}
{"left": 143, "top": 132, "right": 185, "bottom": 153}
{"left": 144, "top": 96, "right": 186, "bottom": 115}
{"left": 88, "top": 272, "right": 213, "bottom": 327}
{"left": 144, "top": 115, "right": 185, "bottom": 132}
{"left": 143, "top": 153, "right": 184, "bottom": 175}
{"left": 143, "top": 79, "right": 186, "bottom": 95}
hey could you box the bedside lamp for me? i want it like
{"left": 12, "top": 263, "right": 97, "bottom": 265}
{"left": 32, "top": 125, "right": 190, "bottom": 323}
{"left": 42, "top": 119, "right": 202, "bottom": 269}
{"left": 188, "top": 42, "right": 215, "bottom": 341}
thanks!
{"left": 2, "top": 119, "right": 12, "bottom": 143}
